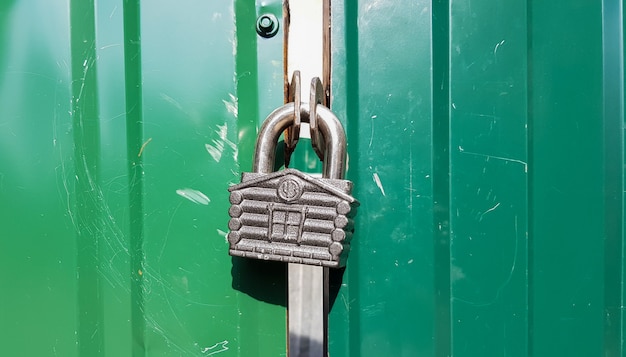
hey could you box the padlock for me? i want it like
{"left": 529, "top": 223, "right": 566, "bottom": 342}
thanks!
{"left": 227, "top": 102, "right": 358, "bottom": 268}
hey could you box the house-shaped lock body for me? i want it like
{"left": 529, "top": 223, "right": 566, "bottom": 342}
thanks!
{"left": 227, "top": 168, "right": 358, "bottom": 268}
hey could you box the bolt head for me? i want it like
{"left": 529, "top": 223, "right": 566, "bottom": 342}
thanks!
{"left": 256, "top": 13, "right": 279, "bottom": 38}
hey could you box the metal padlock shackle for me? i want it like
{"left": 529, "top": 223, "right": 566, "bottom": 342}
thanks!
{"left": 252, "top": 102, "right": 347, "bottom": 179}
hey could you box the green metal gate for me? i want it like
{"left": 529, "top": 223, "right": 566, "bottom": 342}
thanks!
{"left": 0, "top": 0, "right": 624, "bottom": 356}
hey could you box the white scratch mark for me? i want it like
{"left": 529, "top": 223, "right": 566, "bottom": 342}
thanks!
{"left": 494, "top": 39, "right": 506, "bottom": 56}
{"left": 205, "top": 142, "right": 224, "bottom": 163}
{"left": 451, "top": 264, "right": 466, "bottom": 282}
{"left": 222, "top": 93, "right": 238, "bottom": 118}
{"left": 75, "top": 59, "right": 91, "bottom": 103}
{"left": 99, "top": 43, "right": 121, "bottom": 50}
{"left": 452, "top": 215, "right": 520, "bottom": 307}
{"left": 368, "top": 115, "right": 376, "bottom": 149}
{"left": 202, "top": 340, "right": 229, "bottom": 355}
{"left": 494, "top": 40, "right": 506, "bottom": 64}
{"left": 458, "top": 147, "right": 528, "bottom": 172}
{"left": 176, "top": 188, "right": 210, "bottom": 205}
{"left": 479, "top": 202, "right": 500, "bottom": 222}
{"left": 341, "top": 294, "right": 350, "bottom": 311}
{"left": 217, "top": 229, "right": 228, "bottom": 243}
{"left": 373, "top": 172, "right": 386, "bottom": 196}
{"left": 205, "top": 123, "right": 236, "bottom": 163}
{"left": 160, "top": 93, "right": 185, "bottom": 113}
{"left": 230, "top": 17, "right": 238, "bottom": 57}
{"left": 109, "top": 5, "right": 118, "bottom": 19}
{"left": 491, "top": 215, "right": 520, "bottom": 300}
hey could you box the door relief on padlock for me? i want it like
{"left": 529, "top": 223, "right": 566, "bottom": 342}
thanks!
{"left": 227, "top": 96, "right": 358, "bottom": 268}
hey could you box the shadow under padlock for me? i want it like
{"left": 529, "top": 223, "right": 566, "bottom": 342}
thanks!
{"left": 230, "top": 138, "right": 345, "bottom": 309}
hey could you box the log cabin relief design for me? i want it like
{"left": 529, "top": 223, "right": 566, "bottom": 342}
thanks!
{"left": 227, "top": 168, "right": 358, "bottom": 267}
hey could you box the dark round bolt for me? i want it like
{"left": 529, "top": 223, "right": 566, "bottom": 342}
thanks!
{"left": 256, "top": 13, "right": 279, "bottom": 38}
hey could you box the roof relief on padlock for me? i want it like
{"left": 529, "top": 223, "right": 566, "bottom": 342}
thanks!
{"left": 228, "top": 169, "right": 357, "bottom": 267}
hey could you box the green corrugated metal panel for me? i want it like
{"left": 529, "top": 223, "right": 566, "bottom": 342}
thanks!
{"left": 0, "top": 0, "right": 624, "bottom": 356}
{"left": 0, "top": 0, "right": 286, "bottom": 355}
{"left": 328, "top": 2, "right": 439, "bottom": 355}
{"left": 329, "top": 0, "right": 624, "bottom": 356}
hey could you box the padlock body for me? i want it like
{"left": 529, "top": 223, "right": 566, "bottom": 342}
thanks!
{"left": 227, "top": 168, "right": 357, "bottom": 268}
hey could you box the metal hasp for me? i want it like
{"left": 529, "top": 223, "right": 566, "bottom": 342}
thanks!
{"left": 227, "top": 100, "right": 358, "bottom": 267}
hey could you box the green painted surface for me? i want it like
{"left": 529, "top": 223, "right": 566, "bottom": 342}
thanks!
{"left": 0, "top": 0, "right": 285, "bottom": 355}
{"left": 329, "top": 1, "right": 437, "bottom": 356}
{"left": 0, "top": 0, "right": 624, "bottom": 356}
{"left": 329, "top": 0, "right": 624, "bottom": 356}
{"left": 528, "top": 2, "right": 620, "bottom": 355}
{"left": 448, "top": 1, "right": 529, "bottom": 355}
{"left": 0, "top": 2, "right": 78, "bottom": 355}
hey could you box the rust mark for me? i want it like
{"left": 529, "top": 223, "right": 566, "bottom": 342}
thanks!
{"left": 138, "top": 137, "right": 153, "bottom": 157}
